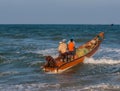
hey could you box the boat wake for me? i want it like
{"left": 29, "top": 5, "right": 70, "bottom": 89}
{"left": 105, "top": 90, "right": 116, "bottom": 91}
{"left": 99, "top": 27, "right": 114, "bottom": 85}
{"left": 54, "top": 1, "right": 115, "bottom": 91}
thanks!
{"left": 78, "top": 83, "right": 120, "bottom": 91}
{"left": 84, "top": 57, "right": 120, "bottom": 65}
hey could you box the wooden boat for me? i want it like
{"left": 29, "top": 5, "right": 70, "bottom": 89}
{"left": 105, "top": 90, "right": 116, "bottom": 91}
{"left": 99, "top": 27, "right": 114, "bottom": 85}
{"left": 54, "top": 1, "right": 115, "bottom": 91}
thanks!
{"left": 42, "top": 32, "right": 104, "bottom": 73}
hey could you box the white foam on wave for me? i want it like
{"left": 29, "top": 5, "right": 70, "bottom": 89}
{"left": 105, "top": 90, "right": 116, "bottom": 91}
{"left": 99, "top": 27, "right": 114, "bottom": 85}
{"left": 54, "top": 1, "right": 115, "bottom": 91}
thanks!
{"left": 1, "top": 82, "right": 119, "bottom": 91}
{"left": 0, "top": 83, "right": 60, "bottom": 91}
{"left": 84, "top": 57, "right": 120, "bottom": 65}
{"left": 99, "top": 46, "right": 120, "bottom": 57}
{"left": 34, "top": 48, "right": 58, "bottom": 57}
{"left": 100, "top": 46, "right": 120, "bottom": 53}
{"left": 81, "top": 83, "right": 120, "bottom": 90}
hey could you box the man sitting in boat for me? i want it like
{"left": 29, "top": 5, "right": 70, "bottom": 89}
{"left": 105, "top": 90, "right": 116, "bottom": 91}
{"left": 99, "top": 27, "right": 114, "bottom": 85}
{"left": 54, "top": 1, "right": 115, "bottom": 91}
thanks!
{"left": 58, "top": 39, "right": 68, "bottom": 62}
{"left": 68, "top": 39, "right": 75, "bottom": 61}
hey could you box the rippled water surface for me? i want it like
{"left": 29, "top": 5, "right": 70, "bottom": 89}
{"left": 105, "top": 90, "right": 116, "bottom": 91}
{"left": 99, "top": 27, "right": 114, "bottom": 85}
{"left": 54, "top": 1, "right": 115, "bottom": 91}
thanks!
{"left": 0, "top": 24, "right": 120, "bottom": 91}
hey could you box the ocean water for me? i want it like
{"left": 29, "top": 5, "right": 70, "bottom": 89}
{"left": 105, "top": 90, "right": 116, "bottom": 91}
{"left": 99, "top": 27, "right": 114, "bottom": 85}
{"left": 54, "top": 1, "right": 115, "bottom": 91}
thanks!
{"left": 0, "top": 24, "right": 120, "bottom": 91}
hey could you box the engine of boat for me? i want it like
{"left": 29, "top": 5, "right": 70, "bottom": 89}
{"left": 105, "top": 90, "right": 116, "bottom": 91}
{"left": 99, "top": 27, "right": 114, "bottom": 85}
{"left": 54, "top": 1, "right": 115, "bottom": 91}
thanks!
{"left": 45, "top": 56, "right": 56, "bottom": 68}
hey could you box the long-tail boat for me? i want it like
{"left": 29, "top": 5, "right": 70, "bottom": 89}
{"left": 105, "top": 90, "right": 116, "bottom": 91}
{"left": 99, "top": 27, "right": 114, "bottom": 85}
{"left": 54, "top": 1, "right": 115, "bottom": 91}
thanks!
{"left": 42, "top": 32, "right": 104, "bottom": 73}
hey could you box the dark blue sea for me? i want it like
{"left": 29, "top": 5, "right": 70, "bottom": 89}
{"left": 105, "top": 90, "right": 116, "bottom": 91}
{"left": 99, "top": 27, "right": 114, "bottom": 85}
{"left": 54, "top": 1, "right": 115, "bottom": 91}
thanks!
{"left": 0, "top": 24, "right": 120, "bottom": 91}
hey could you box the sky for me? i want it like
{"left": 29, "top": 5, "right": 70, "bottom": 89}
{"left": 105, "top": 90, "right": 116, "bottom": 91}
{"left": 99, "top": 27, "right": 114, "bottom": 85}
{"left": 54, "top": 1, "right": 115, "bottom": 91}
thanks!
{"left": 0, "top": 0, "right": 120, "bottom": 24}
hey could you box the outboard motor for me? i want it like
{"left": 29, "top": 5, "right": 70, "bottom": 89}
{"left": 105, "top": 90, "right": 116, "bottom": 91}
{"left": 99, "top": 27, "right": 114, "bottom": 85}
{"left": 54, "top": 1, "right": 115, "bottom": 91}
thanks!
{"left": 45, "top": 56, "right": 56, "bottom": 68}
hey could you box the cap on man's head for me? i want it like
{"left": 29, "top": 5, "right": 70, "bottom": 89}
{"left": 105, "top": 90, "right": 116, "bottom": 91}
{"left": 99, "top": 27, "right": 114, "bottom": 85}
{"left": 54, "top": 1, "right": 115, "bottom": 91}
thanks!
{"left": 62, "top": 39, "right": 66, "bottom": 42}
{"left": 59, "top": 41, "right": 62, "bottom": 44}
{"left": 70, "top": 39, "right": 73, "bottom": 42}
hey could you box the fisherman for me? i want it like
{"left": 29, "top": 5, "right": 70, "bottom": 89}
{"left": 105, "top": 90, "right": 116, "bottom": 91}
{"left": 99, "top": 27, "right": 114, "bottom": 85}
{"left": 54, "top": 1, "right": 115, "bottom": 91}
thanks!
{"left": 58, "top": 39, "right": 67, "bottom": 62}
{"left": 68, "top": 39, "right": 75, "bottom": 61}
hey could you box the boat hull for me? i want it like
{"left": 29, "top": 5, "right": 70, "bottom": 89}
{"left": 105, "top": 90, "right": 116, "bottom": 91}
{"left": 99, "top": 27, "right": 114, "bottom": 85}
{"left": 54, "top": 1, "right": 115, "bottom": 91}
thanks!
{"left": 42, "top": 32, "right": 104, "bottom": 73}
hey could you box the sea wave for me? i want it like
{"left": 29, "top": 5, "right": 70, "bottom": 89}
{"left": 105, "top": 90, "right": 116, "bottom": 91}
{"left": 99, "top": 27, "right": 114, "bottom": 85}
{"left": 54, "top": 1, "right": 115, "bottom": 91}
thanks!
{"left": 0, "top": 71, "right": 19, "bottom": 77}
{"left": 0, "top": 83, "right": 60, "bottom": 91}
{"left": 84, "top": 57, "right": 120, "bottom": 65}
{"left": 1, "top": 83, "right": 120, "bottom": 91}
{"left": 80, "top": 83, "right": 120, "bottom": 91}
{"left": 94, "top": 46, "right": 120, "bottom": 60}
{"left": 29, "top": 61, "right": 43, "bottom": 67}
{"left": 100, "top": 46, "right": 120, "bottom": 54}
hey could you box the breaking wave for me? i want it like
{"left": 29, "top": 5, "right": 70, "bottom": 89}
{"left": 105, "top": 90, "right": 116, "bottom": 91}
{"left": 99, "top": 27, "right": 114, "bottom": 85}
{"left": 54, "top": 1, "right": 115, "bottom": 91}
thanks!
{"left": 84, "top": 57, "right": 120, "bottom": 65}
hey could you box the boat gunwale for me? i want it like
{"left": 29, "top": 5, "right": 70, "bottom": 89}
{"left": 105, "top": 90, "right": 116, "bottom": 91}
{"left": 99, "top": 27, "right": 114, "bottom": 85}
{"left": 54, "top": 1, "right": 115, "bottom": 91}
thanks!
{"left": 56, "top": 40, "right": 102, "bottom": 71}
